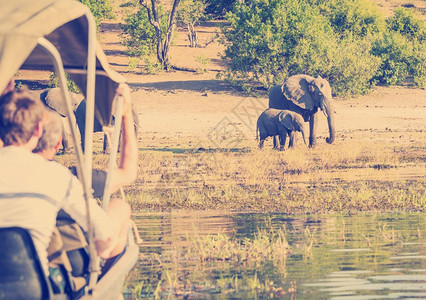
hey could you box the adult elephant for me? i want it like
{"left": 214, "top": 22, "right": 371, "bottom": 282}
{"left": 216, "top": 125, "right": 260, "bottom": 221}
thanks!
{"left": 75, "top": 99, "right": 139, "bottom": 153}
{"left": 40, "top": 88, "right": 84, "bottom": 150}
{"left": 269, "top": 74, "right": 335, "bottom": 147}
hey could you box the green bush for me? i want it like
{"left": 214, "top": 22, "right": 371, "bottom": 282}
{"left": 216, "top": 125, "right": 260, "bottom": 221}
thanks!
{"left": 204, "top": 0, "right": 237, "bottom": 18}
{"left": 221, "top": 0, "right": 425, "bottom": 95}
{"left": 221, "top": 0, "right": 381, "bottom": 95}
{"left": 370, "top": 8, "right": 425, "bottom": 87}
{"left": 49, "top": 73, "right": 81, "bottom": 94}
{"left": 122, "top": 7, "right": 168, "bottom": 57}
{"left": 221, "top": 0, "right": 289, "bottom": 88}
{"left": 316, "top": 0, "right": 385, "bottom": 37}
{"left": 179, "top": 0, "right": 207, "bottom": 25}
{"left": 387, "top": 7, "right": 425, "bottom": 41}
{"left": 371, "top": 32, "right": 425, "bottom": 87}
{"left": 78, "top": 0, "right": 115, "bottom": 27}
{"left": 122, "top": 9, "right": 158, "bottom": 57}
{"left": 324, "top": 36, "right": 381, "bottom": 96}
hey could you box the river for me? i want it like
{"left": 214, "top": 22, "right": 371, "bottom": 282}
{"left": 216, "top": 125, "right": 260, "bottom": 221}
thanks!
{"left": 125, "top": 211, "right": 426, "bottom": 299}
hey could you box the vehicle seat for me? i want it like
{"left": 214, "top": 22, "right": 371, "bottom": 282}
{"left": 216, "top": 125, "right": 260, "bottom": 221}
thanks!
{"left": 0, "top": 227, "right": 52, "bottom": 300}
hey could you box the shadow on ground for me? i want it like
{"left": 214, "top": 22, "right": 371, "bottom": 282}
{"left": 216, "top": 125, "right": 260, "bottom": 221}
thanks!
{"left": 130, "top": 79, "right": 239, "bottom": 94}
{"left": 139, "top": 147, "right": 251, "bottom": 154}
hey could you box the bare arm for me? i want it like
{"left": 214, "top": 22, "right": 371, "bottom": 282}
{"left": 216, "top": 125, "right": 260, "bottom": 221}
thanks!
{"left": 95, "top": 84, "right": 137, "bottom": 257}
{"left": 109, "top": 84, "right": 138, "bottom": 193}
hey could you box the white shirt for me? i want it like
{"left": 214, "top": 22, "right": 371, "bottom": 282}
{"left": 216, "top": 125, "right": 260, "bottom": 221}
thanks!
{"left": 0, "top": 146, "right": 119, "bottom": 274}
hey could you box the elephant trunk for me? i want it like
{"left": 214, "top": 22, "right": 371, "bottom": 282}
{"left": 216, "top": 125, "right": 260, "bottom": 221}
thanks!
{"left": 322, "top": 99, "right": 336, "bottom": 144}
{"left": 301, "top": 129, "right": 307, "bottom": 146}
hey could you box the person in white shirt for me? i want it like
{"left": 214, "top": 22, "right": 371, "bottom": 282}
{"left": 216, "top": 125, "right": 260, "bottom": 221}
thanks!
{"left": 0, "top": 87, "right": 131, "bottom": 275}
{"left": 34, "top": 83, "right": 138, "bottom": 199}
{"left": 33, "top": 84, "right": 138, "bottom": 278}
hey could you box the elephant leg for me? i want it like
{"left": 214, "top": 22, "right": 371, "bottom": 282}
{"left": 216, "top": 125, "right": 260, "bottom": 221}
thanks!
{"left": 102, "top": 132, "right": 123, "bottom": 154}
{"left": 309, "top": 112, "right": 319, "bottom": 147}
{"left": 279, "top": 134, "right": 286, "bottom": 151}
{"left": 273, "top": 136, "right": 278, "bottom": 149}
{"left": 103, "top": 134, "right": 108, "bottom": 153}
{"left": 288, "top": 132, "right": 294, "bottom": 148}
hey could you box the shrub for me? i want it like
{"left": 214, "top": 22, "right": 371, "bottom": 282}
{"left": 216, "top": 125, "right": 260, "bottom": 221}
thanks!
{"left": 178, "top": 0, "right": 207, "bottom": 47}
{"left": 143, "top": 57, "right": 162, "bottom": 75}
{"left": 121, "top": 8, "right": 159, "bottom": 56}
{"left": 371, "top": 32, "right": 425, "bottom": 87}
{"left": 221, "top": 0, "right": 290, "bottom": 88}
{"left": 49, "top": 73, "right": 81, "bottom": 94}
{"left": 78, "top": 0, "right": 115, "bottom": 27}
{"left": 128, "top": 57, "right": 139, "bottom": 72}
{"left": 221, "top": 0, "right": 381, "bottom": 95}
{"left": 387, "top": 7, "right": 425, "bottom": 41}
{"left": 316, "top": 0, "right": 386, "bottom": 38}
{"left": 369, "top": 7, "right": 425, "bottom": 87}
{"left": 204, "top": 0, "right": 237, "bottom": 18}
{"left": 325, "top": 36, "right": 381, "bottom": 96}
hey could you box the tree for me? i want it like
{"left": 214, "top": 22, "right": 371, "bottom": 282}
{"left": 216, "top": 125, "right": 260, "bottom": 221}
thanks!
{"left": 139, "top": 0, "right": 181, "bottom": 70}
{"left": 221, "top": 0, "right": 380, "bottom": 94}
{"left": 122, "top": 8, "right": 159, "bottom": 57}
{"left": 78, "top": 0, "right": 115, "bottom": 27}
{"left": 178, "top": 0, "right": 207, "bottom": 47}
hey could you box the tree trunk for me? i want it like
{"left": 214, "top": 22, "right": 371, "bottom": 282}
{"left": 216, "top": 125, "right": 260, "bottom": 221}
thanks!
{"left": 188, "top": 23, "right": 198, "bottom": 48}
{"left": 140, "top": 0, "right": 181, "bottom": 70}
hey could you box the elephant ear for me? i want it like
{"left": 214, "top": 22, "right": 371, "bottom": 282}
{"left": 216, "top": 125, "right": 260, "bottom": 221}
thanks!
{"left": 279, "top": 112, "right": 296, "bottom": 131}
{"left": 45, "top": 88, "right": 84, "bottom": 116}
{"left": 281, "top": 74, "right": 316, "bottom": 110}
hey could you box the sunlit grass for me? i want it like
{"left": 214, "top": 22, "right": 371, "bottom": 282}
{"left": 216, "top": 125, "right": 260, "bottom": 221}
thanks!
{"left": 55, "top": 137, "right": 425, "bottom": 212}
{"left": 185, "top": 226, "right": 290, "bottom": 265}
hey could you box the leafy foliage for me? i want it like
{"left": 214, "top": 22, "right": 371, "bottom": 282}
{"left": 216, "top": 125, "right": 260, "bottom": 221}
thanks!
{"left": 204, "top": 0, "right": 237, "bottom": 18}
{"left": 316, "top": 0, "right": 385, "bottom": 38}
{"left": 371, "top": 32, "right": 425, "bottom": 87}
{"left": 49, "top": 73, "right": 81, "bottom": 94}
{"left": 125, "top": 0, "right": 181, "bottom": 70}
{"left": 221, "top": 0, "right": 381, "bottom": 95}
{"left": 179, "top": 0, "right": 207, "bottom": 26}
{"left": 387, "top": 8, "right": 425, "bottom": 41}
{"left": 370, "top": 8, "right": 425, "bottom": 87}
{"left": 178, "top": 0, "right": 207, "bottom": 47}
{"left": 122, "top": 8, "right": 160, "bottom": 56}
{"left": 221, "top": 0, "right": 425, "bottom": 95}
{"left": 78, "top": 0, "right": 115, "bottom": 27}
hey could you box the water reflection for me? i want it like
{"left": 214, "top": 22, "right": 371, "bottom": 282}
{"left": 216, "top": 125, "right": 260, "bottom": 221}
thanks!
{"left": 126, "top": 211, "right": 426, "bottom": 299}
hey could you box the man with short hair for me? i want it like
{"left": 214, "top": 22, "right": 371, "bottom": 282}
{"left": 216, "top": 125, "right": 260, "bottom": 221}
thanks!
{"left": 0, "top": 87, "right": 132, "bottom": 276}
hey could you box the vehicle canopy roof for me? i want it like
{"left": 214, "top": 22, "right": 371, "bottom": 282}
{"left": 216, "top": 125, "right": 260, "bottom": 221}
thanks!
{"left": 0, "top": 0, "right": 125, "bottom": 126}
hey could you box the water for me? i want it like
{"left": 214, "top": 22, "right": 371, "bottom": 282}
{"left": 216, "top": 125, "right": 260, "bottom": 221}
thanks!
{"left": 125, "top": 211, "right": 426, "bottom": 299}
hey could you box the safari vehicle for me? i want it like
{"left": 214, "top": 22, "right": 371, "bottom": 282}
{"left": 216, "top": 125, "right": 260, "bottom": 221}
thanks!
{"left": 0, "top": 0, "right": 139, "bottom": 299}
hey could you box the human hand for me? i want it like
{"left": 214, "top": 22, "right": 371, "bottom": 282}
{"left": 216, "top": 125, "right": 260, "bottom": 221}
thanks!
{"left": 115, "top": 83, "right": 132, "bottom": 116}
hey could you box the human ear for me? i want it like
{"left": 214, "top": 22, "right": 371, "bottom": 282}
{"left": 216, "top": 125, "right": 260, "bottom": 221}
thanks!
{"left": 35, "top": 121, "right": 43, "bottom": 139}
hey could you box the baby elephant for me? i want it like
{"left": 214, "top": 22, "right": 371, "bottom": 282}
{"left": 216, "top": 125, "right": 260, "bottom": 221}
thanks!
{"left": 257, "top": 108, "right": 307, "bottom": 150}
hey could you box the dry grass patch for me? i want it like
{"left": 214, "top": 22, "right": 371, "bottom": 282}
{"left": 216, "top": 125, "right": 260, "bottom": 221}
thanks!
{"left": 53, "top": 137, "right": 425, "bottom": 212}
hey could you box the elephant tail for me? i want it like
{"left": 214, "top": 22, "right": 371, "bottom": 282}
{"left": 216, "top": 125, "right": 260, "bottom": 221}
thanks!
{"left": 256, "top": 122, "right": 259, "bottom": 141}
